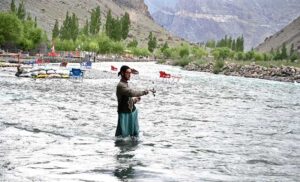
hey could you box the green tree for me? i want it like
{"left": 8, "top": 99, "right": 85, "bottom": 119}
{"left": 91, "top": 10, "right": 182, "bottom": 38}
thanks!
{"left": 105, "top": 9, "right": 113, "bottom": 38}
{"left": 110, "top": 18, "right": 122, "bottom": 41}
{"left": 281, "top": 43, "right": 288, "bottom": 60}
{"left": 105, "top": 10, "right": 128, "bottom": 41}
{"left": 290, "top": 43, "right": 294, "bottom": 56}
{"left": 52, "top": 19, "right": 59, "bottom": 40}
{"left": 236, "top": 35, "right": 244, "bottom": 52}
{"left": 59, "top": 12, "right": 79, "bottom": 41}
{"left": 34, "top": 17, "right": 37, "bottom": 27}
{"left": 17, "top": 0, "right": 26, "bottom": 20}
{"left": 70, "top": 13, "right": 79, "bottom": 41}
{"left": 0, "top": 12, "right": 23, "bottom": 46}
{"left": 231, "top": 39, "right": 236, "bottom": 51}
{"left": 127, "top": 39, "right": 138, "bottom": 48}
{"left": 147, "top": 32, "right": 157, "bottom": 53}
{"left": 20, "top": 20, "right": 43, "bottom": 50}
{"left": 121, "top": 12, "right": 130, "bottom": 39}
{"left": 90, "top": 6, "right": 101, "bottom": 35}
{"left": 160, "top": 41, "right": 169, "bottom": 53}
{"left": 82, "top": 19, "right": 89, "bottom": 36}
{"left": 60, "top": 11, "right": 70, "bottom": 40}
{"left": 10, "top": 0, "right": 16, "bottom": 14}
{"left": 273, "top": 48, "right": 282, "bottom": 60}
{"left": 26, "top": 13, "right": 32, "bottom": 21}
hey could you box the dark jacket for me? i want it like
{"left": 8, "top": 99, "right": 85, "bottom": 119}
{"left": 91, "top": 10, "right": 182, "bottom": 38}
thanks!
{"left": 116, "top": 79, "right": 146, "bottom": 113}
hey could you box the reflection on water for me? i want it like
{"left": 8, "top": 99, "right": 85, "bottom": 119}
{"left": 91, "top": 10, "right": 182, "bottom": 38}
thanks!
{"left": 0, "top": 62, "right": 300, "bottom": 181}
{"left": 114, "top": 140, "right": 139, "bottom": 180}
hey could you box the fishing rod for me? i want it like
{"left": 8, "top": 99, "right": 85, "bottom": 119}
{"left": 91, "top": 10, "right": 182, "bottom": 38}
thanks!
{"left": 131, "top": 67, "right": 156, "bottom": 96}
{"left": 148, "top": 88, "right": 156, "bottom": 97}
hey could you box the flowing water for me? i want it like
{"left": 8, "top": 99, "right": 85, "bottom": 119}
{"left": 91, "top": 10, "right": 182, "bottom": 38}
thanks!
{"left": 0, "top": 62, "right": 299, "bottom": 182}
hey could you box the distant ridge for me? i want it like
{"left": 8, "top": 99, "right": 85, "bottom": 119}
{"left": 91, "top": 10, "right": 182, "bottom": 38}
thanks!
{"left": 145, "top": 0, "right": 300, "bottom": 50}
{"left": 255, "top": 16, "right": 300, "bottom": 54}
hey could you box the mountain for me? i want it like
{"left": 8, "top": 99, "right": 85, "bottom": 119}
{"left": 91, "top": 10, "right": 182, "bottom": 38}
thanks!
{"left": 255, "top": 16, "right": 300, "bottom": 54}
{"left": 145, "top": 0, "right": 300, "bottom": 50}
{"left": 0, "top": 0, "right": 183, "bottom": 47}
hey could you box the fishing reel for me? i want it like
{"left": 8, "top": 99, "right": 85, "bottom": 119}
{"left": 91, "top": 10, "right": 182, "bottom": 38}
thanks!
{"left": 149, "top": 88, "right": 156, "bottom": 97}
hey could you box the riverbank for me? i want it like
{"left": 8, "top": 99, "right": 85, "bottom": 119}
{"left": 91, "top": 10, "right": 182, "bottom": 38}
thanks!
{"left": 183, "top": 61, "right": 300, "bottom": 83}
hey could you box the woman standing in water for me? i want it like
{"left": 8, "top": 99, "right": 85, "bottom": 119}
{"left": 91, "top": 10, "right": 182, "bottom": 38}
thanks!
{"left": 115, "top": 65, "right": 149, "bottom": 140}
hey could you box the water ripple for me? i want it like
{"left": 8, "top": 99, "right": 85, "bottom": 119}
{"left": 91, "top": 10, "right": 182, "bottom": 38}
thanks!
{"left": 1, "top": 62, "right": 300, "bottom": 181}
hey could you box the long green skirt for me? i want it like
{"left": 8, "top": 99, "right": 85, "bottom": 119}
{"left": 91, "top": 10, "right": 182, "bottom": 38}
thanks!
{"left": 115, "top": 109, "right": 139, "bottom": 138}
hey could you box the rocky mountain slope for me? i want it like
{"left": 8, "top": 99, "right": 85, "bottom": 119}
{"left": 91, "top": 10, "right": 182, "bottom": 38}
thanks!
{"left": 255, "top": 16, "right": 300, "bottom": 54}
{"left": 145, "top": 0, "right": 300, "bottom": 50}
{"left": 0, "top": 0, "right": 183, "bottom": 47}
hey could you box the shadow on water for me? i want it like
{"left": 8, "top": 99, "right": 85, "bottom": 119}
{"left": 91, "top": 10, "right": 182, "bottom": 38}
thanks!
{"left": 113, "top": 140, "right": 139, "bottom": 180}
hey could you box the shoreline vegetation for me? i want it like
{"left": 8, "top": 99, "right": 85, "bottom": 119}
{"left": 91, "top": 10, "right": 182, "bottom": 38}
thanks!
{"left": 1, "top": 56, "right": 300, "bottom": 83}
{"left": 162, "top": 59, "right": 300, "bottom": 83}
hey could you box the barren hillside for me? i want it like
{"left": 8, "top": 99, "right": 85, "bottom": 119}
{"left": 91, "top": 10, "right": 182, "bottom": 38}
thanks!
{"left": 255, "top": 16, "right": 300, "bottom": 54}
{"left": 0, "top": 0, "right": 183, "bottom": 47}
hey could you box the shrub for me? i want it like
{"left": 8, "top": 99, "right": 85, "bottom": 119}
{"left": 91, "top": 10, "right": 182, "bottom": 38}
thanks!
{"left": 213, "top": 60, "right": 224, "bottom": 74}
{"left": 174, "top": 56, "right": 191, "bottom": 67}
{"left": 179, "top": 46, "right": 189, "bottom": 58}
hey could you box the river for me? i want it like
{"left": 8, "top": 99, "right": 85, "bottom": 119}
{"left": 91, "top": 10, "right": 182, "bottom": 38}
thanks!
{"left": 0, "top": 62, "right": 299, "bottom": 181}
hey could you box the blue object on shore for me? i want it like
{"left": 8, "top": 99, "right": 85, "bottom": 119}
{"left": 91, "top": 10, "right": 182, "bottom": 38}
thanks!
{"left": 80, "top": 61, "right": 92, "bottom": 69}
{"left": 70, "top": 68, "right": 84, "bottom": 80}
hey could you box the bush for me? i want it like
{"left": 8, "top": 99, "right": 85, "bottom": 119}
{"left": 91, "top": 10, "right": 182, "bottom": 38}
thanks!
{"left": 179, "top": 46, "right": 189, "bottom": 58}
{"left": 111, "top": 41, "right": 124, "bottom": 54}
{"left": 290, "top": 53, "right": 298, "bottom": 62}
{"left": 97, "top": 33, "right": 112, "bottom": 54}
{"left": 174, "top": 56, "right": 191, "bottom": 67}
{"left": 235, "top": 51, "right": 245, "bottom": 60}
{"left": 254, "top": 52, "right": 263, "bottom": 61}
{"left": 131, "top": 47, "right": 150, "bottom": 57}
{"left": 213, "top": 60, "right": 224, "bottom": 74}
{"left": 212, "top": 47, "right": 231, "bottom": 60}
{"left": 162, "top": 48, "right": 172, "bottom": 58}
{"left": 192, "top": 47, "right": 208, "bottom": 59}
{"left": 127, "top": 39, "right": 138, "bottom": 48}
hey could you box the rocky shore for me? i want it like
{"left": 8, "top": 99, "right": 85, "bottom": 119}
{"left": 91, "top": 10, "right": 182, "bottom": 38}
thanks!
{"left": 184, "top": 62, "right": 300, "bottom": 83}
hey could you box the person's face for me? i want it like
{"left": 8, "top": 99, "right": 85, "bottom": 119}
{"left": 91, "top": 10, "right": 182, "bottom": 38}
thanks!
{"left": 123, "top": 68, "right": 132, "bottom": 80}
